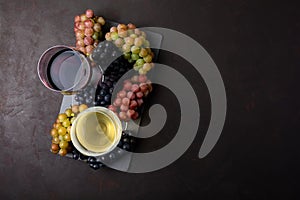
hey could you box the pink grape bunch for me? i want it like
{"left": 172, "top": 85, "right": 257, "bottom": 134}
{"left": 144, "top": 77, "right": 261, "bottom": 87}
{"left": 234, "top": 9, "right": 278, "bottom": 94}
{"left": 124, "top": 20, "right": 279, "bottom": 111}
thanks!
{"left": 105, "top": 23, "right": 155, "bottom": 75}
{"left": 74, "top": 9, "right": 105, "bottom": 56}
{"left": 108, "top": 74, "right": 152, "bottom": 121}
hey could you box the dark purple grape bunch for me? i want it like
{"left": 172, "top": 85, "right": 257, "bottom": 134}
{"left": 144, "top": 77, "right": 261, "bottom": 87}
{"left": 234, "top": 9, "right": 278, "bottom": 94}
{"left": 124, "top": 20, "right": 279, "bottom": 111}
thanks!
{"left": 74, "top": 85, "right": 97, "bottom": 107}
{"left": 72, "top": 148, "right": 104, "bottom": 170}
{"left": 91, "top": 40, "right": 122, "bottom": 70}
{"left": 94, "top": 56, "right": 134, "bottom": 107}
{"left": 117, "top": 131, "right": 137, "bottom": 152}
{"left": 87, "top": 157, "right": 104, "bottom": 170}
{"left": 71, "top": 131, "right": 137, "bottom": 170}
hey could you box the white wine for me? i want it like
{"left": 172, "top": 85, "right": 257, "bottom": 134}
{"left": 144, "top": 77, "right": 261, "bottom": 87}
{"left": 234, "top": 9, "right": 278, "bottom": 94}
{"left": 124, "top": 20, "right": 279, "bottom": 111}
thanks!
{"left": 75, "top": 111, "right": 117, "bottom": 153}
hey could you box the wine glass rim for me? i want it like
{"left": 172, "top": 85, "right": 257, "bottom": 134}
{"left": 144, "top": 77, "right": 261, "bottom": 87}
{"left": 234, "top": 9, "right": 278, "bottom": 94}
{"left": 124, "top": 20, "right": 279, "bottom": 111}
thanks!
{"left": 70, "top": 106, "right": 123, "bottom": 157}
{"left": 37, "top": 45, "right": 91, "bottom": 93}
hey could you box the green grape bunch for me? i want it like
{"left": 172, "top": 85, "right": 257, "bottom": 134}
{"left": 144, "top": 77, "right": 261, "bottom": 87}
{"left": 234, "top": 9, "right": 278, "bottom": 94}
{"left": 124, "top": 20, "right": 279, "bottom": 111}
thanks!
{"left": 105, "top": 23, "right": 155, "bottom": 75}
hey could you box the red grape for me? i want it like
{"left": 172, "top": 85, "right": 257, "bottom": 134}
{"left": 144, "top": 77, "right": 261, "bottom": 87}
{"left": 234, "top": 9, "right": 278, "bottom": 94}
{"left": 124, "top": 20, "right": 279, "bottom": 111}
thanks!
{"left": 138, "top": 75, "right": 147, "bottom": 83}
{"left": 76, "top": 39, "right": 85, "bottom": 47}
{"left": 75, "top": 22, "right": 81, "bottom": 28}
{"left": 122, "top": 97, "right": 130, "bottom": 106}
{"left": 137, "top": 98, "right": 143, "bottom": 106}
{"left": 127, "top": 91, "right": 135, "bottom": 100}
{"left": 136, "top": 92, "right": 144, "bottom": 99}
{"left": 84, "top": 36, "right": 94, "bottom": 45}
{"left": 93, "top": 23, "right": 101, "bottom": 32}
{"left": 127, "top": 23, "right": 136, "bottom": 29}
{"left": 84, "top": 28, "right": 94, "bottom": 37}
{"left": 139, "top": 83, "right": 149, "bottom": 93}
{"left": 131, "top": 75, "right": 139, "bottom": 82}
{"left": 108, "top": 105, "right": 117, "bottom": 112}
{"left": 131, "top": 84, "right": 140, "bottom": 92}
{"left": 78, "top": 22, "right": 85, "bottom": 30}
{"left": 84, "top": 19, "right": 93, "bottom": 28}
{"left": 85, "top": 45, "right": 94, "bottom": 54}
{"left": 120, "top": 104, "right": 128, "bottom": 112}
{"left": 132, "top": 112, "right": 139, "bottom": 120}
{"left": 123, "top": 81, "right": 132, "bottom": 91}
{"left": 78, "top": 47, "right": 86, "bottom": 54}
{"left": 75, "top": 31, "right": 85, "bottom": 39}
{"left": 118, "top": 90, "right": 126, "bottom": 98}
{"left": 80, "top": 14, "right": 88, "bottom": 22}
{"left": 127, "top": 109, "right": 135, "bottom": 118}
{"left": 113, "top": 98, "right": 122, "bottom": 106}
{"left": 129, "top": 100, "right": 138, "bottom": 110}
{"left": 85, "top": 9, "right": 94, "bottom": 18}
{"left": 74, "top": 15, "right": 81, "bottom": 22}
{"left": 119, "top": 111, "right": 127, "bottom": 120}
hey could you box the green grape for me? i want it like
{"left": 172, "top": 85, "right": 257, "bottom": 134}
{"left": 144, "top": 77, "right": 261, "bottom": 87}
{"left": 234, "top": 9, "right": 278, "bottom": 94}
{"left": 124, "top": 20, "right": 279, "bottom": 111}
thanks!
{"left": 80, "top": 14, "right": 88, "bottom": 22}
{"left": 105, "top": 32, "right": 112, "bottom": 41}
{"left": 97, "top": 17, "right": 105, "bottom": 25}
{"left": 134, "top": 65, "right": 141, "bottom": 71}
{"left": 118, "top": 29, "right": 128, "bottom": 38}
{"left": 59, "top": 135, "right": 64, "bottom": 141}
{"left": 143, "top": 54, "right": 152, "bottom": 63}
{"left": 93, "top": 23, "right": 101, "bottom": 32}
{"left": 123, "top": 52, "right": 131, "bottom": 59}
{"left": 79, "top": 104, "right": 88, "bottom": 112}
{"left": 124, "top": 37, "right": 134, "bottom": 46}
{"left": 52, "top": 137, "right": 60, "bottom": 144}
{"left": 59, "top": 141, "right": 69, "bottom": 149}
{"left": 58, "top": 113, "right": 67, "bottom": 122}
{"left": 139, "top": 68, "right": 147, "bottom": 75}
{"left": 128, "top": 59, "right": 134, "bottom": 63}
{"left": 59, "top": 148, "right": 68, "bottom": 156}
{"left": 122, "top": 44, "right": 131, "bottom": 53}
{"left": 130, "top": 33, "right": 137, "bottom": 39}
{"left": 92, "top": 32, "right": 99, "bottom": 40}
{"left": 134, "top": 37, "right": 144, "bottom": 47}
{"left": 131, "top": 46, "right": 140, "bottom": 54}
{"left": 51, "top": 129, "right": 58, "bottom": 138}
{"left": 143, "top": 63, "right": 152, "bottom": 71}
{"left": 70, "top": 117, "right": 76, "bottom": 124}
{"left": 136, "top": 58, "right": 145, "bottom": 66}
{"left": 143, "top": 40, "right": 150, "bottom": 47}
{"left": 65, "top": 108, "right": 73, "bottom": 117}
{"left": 131, "top": 53, "right": 139, "bottom": 60}
{"left": 127, "top": 29, "right": 134, "bottom": 35}
{"left": 139, "top": 48, "right": 148, "bottom": 57}
{"left": 115, "top": 38, "right": 124, "bottom": 48}
{"left": 111, "top": 32, "right": 119, "bottom": 40}
{"left": 64, "top": 134, "right": 71, "bottom": 142}
{"left": 62, "top": 119, "right": 71, "bottom": 128}
{"left": 58, "top": 126, "right": 67, "bottom": 136}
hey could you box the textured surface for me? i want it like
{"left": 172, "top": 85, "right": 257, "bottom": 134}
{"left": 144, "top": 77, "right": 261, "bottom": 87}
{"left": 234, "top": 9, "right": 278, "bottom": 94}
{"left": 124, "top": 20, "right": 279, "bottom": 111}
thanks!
{"left": 0, "top": 0, "right": 300, "bottom": 199}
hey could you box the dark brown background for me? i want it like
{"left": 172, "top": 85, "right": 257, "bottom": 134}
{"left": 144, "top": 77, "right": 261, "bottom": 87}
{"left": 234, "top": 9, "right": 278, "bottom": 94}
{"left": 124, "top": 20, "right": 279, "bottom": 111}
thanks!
{"left": 1, "top": 0, "right": 300, "bottom": 199}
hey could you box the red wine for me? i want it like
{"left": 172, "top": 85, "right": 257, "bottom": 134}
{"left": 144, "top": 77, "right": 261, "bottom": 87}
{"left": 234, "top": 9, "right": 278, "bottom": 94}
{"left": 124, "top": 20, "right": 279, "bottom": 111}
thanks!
{"left": 47, "top": 50, "right": 84, "bottom": 90}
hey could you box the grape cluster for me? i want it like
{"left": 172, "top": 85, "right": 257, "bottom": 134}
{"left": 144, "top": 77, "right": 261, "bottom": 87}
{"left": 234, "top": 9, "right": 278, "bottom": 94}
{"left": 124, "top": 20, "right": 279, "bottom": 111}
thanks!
{"left": 105, "top": 23, "right": 155, "bottom": 74}
{"left": 74, "top": 9, "right": 105, "bottom": 56}
{"left": 71, "top": 131, "right": 136, "bottom": 170}
{"left": 90, "top": 40, "right": 122, "bottom": 70}
{"left": 117, "top": 131, "right": 137, "bottom": 151}
{"left": 74, "top": 85, "right": 97, "bottom": 107}
{"left": 50, "top": 104, "right": 88, "bottom": 156}
{"left": 71, "top": 148, "right": 104, "bottom": 170}
{"left": 94, "top": 56, "right": 134, "bottom": 107}
{"left": 108, "top": 74, "right": 152, "bottom": 121}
